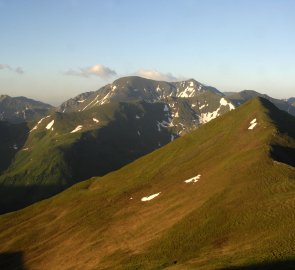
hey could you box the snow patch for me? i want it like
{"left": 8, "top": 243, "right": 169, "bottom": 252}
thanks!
{"left": 184, "top": 174, "right": 201, "bottom": 183}
{"left": 99, "top": 91, "right": 112, "bottom": 105}
{"left": 200, "top": 109, "right": 220, "bottom": 124}
{"left": 164, "top": 104, "right": 169, "bottom": 112}
{"left": 250, "top": 118, "right": 257, "bottom": 124}
{"left": 30, "top": 115, "right": 50, "bottom": 132}
{"left": 71, "top": 125, "right": 83, "bottom": 133}
{"left": 82, "top": 93, "right": 100, "bottom": 111}
{"left": 248, "top": 118, "right": 257, "bottom": 130}
{"left": 141, "top": 192, "right": 161, "bottom": 202}
{"left": 229, "top": 103, "right": 235, "bottom": 110}
{"left": 77, "top": 99, "right": 86, "bottom": 103}
{"left": 136, "top": 115, "right": 140, "bottom": 119}
{"left": 93, "top": 118, "right": 99, "bottom": 123}
{"left": 46, "top": 120, "right": 55, "bottom": 130}
{"left": 177, "top": 85, "right": 196, "bottom": 98}
{"left": 137, "top": 131, "right": 141, "bottom": 136}
{"left": 220, "top": 98, "right": 235, "bottom": 110}
{"left": 200, "top": 98, "right": 235, "bottom": 124}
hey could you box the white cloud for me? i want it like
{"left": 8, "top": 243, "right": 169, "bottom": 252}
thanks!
{"left": 15, "top": 67, "right": 24, "bottom": 74}
{"left": 0, "top": 64, "right": 24, "bottom": 74}
{"left": 0, "top": 64, "right": 11, "bottom": 70}
{"left": 64, "top": 64, "right": 117, "bottom": 79}
{"left": 135, "top": 69, "right": 185, "bottom": 82}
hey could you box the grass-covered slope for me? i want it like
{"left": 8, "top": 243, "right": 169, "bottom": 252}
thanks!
{"left": 0, "top": 101, "right": 176, "bottom": 213}
{"left": 0, "top": 97, "right": 294, "bottom": 270}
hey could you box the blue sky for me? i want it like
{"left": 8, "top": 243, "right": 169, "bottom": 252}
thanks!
{"left": 0, "top": 0, "right": 294, "bottom": 105}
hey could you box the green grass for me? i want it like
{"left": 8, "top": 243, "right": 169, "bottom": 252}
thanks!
{"left": 0, "top": 100, "right": 176, "bottom": 213}
{"left": 0, "top": 97, "right": 294, "bottom": 270}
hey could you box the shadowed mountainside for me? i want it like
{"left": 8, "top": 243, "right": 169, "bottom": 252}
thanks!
{"left": 0, "top": 252, "right": 27, "bottom": 270}
{"left": 217, "top": 260, "right": 295, "bottom": 270}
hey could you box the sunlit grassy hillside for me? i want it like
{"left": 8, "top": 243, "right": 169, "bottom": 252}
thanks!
{"left": 0, "top": 97, "right": 294, "bottom": 270}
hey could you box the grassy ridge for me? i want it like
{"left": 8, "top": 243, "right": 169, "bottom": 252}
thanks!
{"left": 0, "top": 97, "right": 294, "bottom": 269}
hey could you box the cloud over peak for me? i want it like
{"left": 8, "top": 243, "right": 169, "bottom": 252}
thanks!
{"left": 0, "top": 64, "right": 24, "bottom": 74}
{"left": 64, "top": 64, "right": 117, "bottom": 79}
{"left": 135, "top": 69, "right": 185, "bottom": 82}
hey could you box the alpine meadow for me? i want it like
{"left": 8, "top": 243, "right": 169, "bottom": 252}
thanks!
{"left": 0, "top": 1, "right": 295, "bottom": 270}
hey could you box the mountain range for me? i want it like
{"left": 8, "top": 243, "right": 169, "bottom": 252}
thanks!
{"left": 0, "top": 76, "right": 294, "bottom": 214}
{"left": 58, "top": 76, "right": 236, "bottom": 134}
{"left": 224, "top": 90, "right": 295, "bottom": 116}
{"left": 2, "top": 77, "right": 294, "bottom": 128}
{"left": 0, "top": 77, "right": 237, "bottom": 213}
{"left": 288, "top": 97, "right": 295, "bottom": 105}
{"left": 0, "top": 95, "right": 53, "bottom": 123}
{"left": 0, "top": 97, "right": 294, "bottom": 269}
{"left": 0, "top": 100, "right": 178, "bottom": 213}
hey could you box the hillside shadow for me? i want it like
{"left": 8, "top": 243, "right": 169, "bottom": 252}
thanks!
{"left": 259, "top": 98, "right": 295, "bottom": 139}
{"left": 0, "top": 252, "right": 27, "bottom": 270}
{"left": 64, "top": 102, "right": 172, "bottom": 181}
{"left": 0, "top": 184, "right": 62, "bottom": 215}
{"left": 257, "top": 98, "right": 295, "bottom": 168}
{"left": 218, "top": 259, "right": 295, "bottom": 270}
{"left": 0, "top": 101, "right": 177, "bottom": 215}
{"left": 0, "top": 122, "right": 29, "bottom": 173}
{"left": 271, "top": 145, "right": 295, "bottom": 167}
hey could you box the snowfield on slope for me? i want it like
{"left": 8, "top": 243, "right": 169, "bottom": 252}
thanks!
{"left": 184, "top": 174, "right": 201, "bottom": 183}
{"left": 200, "top": 98, "right": 235, "bottom": 124}
{"left": 30, "top": 115, "right": 50, "bottom": 132}
{"left": 46, "top": 120, "right": 54, "bottom": 130}
{"left": 71, "top": 125, "right": 83, "bottom": 133}
{"left": 141, "top": 192, "right": 161, "bottom": 202}
{"left": 248, "top": 118, "right": 257, "bottom": 130}
{"left": 219, "top": 97, "right": 235, "bottom": 110}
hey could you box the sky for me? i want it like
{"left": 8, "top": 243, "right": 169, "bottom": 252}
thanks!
{"left": 0, "top": 0, "right": 294, "bottom": 105}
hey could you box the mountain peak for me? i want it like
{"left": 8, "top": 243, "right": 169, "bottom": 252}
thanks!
{"left": 0, "top": 95, "right": 53, "bottom": 123}
{"left": 0, "top": 94, "right": 10, "bottom": 100}
{"left": 225, "top": 90, "right": 295, "bottom": 118}
{"left": 59, "top": 76, "right": 224, "bottom": 115}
